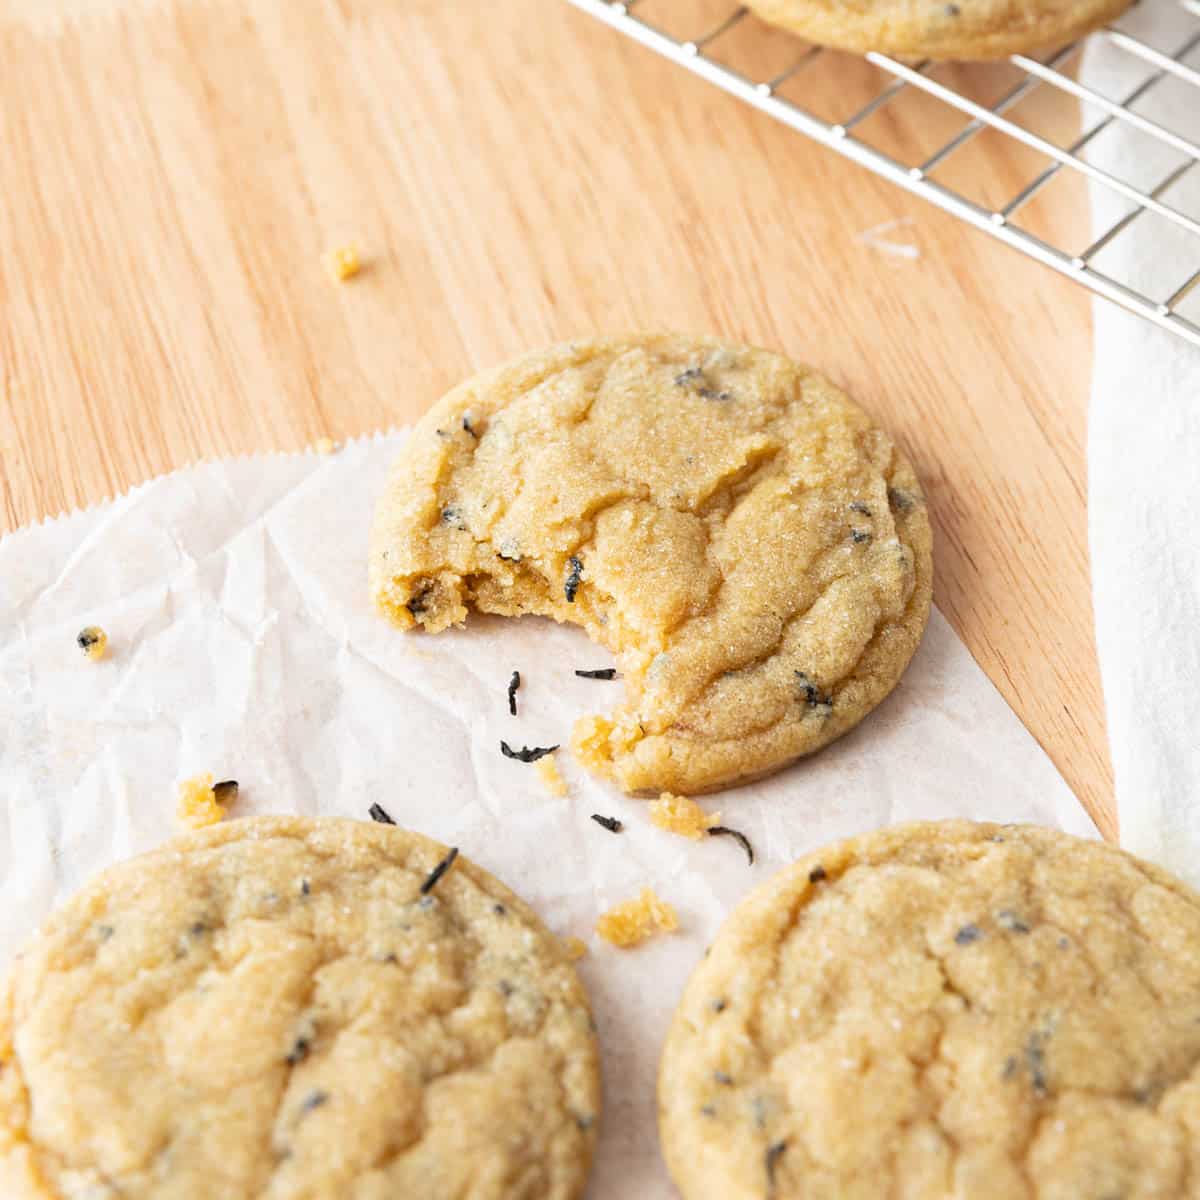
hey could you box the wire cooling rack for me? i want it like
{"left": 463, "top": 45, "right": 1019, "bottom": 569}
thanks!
{"left": 565, "top": 0, "right": 1200, "bottom": 347}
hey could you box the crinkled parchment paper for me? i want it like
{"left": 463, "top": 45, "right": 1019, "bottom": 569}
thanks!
{"left": 0, "top": 432, "right": 1093, "bottom": 1196}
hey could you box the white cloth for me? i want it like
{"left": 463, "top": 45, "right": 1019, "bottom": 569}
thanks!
{"left": 1081, "top": 1, "right": 1200, "bottom": 883}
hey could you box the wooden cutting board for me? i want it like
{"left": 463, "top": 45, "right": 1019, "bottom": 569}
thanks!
{"left": 0, "top": 0, "right": 1112, "bottom": 836}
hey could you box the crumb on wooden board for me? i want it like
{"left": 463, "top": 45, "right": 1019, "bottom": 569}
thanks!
{"left": 323, "top": 244, "right": 361, "bottom": 282}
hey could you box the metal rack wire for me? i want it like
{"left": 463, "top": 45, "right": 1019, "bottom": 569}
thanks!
{"left": 564, "top": 0, "right": 1200, "bottom": 347}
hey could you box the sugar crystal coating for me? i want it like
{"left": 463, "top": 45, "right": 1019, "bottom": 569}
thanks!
{"left": 659, "top": 820, "right": 1200, "bottom": 1199}
{"left": 0, "top": 816, "right": 600, "bottom": 1198}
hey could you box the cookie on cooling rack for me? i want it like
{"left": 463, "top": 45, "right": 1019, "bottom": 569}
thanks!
{"left": 658, "top": 819, "right": 1200, "bottom": 1199}
{"left": 369, "top": 333, "right": 932, "bottom": 796}
{"left": 0, "top": 816, "right": 600, "bottom": 1200}
{"left": 746, "top": 0, "right": 1132, "bottom": 61}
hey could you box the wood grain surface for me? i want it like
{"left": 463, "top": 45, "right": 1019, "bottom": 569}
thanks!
{"left": 0, "top": 0, "right": 1113, "bottom": 836}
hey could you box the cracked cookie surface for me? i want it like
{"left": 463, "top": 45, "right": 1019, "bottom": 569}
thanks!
{"left": 658, "top": 820, "right": 1200, "bottom": 1199}
{"left": 745, "top": 0, "right": 1131, "bottom": 60}
{"left": 369, "top": 334, "right": 932, "bottom": 795}
{"left": 0, "top": 816, "right": 600, "bottom": 1200}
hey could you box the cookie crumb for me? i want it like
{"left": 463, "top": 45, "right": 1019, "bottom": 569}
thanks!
{"left": 535, "top": 753, "right": 568, "bottom": 797}
{"left": 76, "top": 626, "right": 108, "bottom": 661}
{"left": 649, "top": 793, "right": 719, "bottom": 840}
{"left": 590, "top": 813, "right": 623, "bottom": 833}
{"left": 507, "top": 670, "right": 521, "bottom": 716}
{"left": 177, "top": 773, "right": 234, "bottom": 829}
{"left": 596, "top": 887, "right": 678, "bottom": 947}
{"left": 562, "top": 935, "right": 588, "bottom": 961}
{"left": 323, "top": 245, "right": 361, "bottom": 282}
{"left": 314, "top": 437, "right": 337, "bottom": 456}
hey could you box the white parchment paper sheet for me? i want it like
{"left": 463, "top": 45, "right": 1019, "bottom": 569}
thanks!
{"left": 0, "top": 432, "right": 1093, "bottom": 1196}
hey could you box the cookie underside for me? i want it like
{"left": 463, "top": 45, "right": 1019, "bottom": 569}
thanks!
{"left": 369, "top": 335, "right": 933, "bottom": 795}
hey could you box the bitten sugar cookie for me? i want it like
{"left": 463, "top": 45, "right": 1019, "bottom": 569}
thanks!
{"left": 370, "top": 335, "right": 932, "bottom": 795}
{"left": 746, "top": 0, "right": 1132, "bottom": 61}
{"left": 0, "top": 816, "right": 600, "bottom": 1200}
{"left": 658, "top": 820, "right": 1200, "bottom": 1199}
